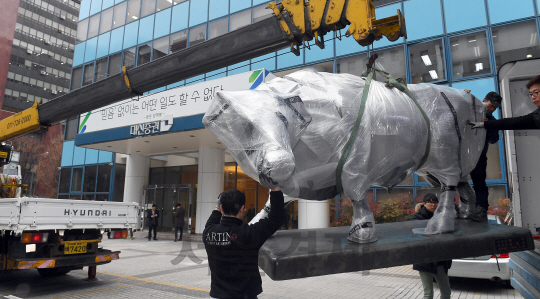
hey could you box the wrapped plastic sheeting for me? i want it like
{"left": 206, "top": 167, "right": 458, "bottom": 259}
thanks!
{"left": 203, "top": 70, "right": 485, "bottom": 242}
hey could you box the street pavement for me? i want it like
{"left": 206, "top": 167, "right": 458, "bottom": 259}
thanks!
{"left": 0, "top": 237, "right": 523, "bottom": 299}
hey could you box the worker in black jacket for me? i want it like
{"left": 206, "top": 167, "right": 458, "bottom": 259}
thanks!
{"left": 469, "top": 75, "right": 540, "bottom": 130}
{"left": 464, "top": 91, "right": 502, "bottom": 222}
{"left": 204, "top": 187, "right": 284, "bottom": 299}
{"left": 411, "top": 193, "right": 452, "bottom": 299}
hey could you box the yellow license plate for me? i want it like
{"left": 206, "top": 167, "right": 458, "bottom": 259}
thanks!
{"left": 64, "top": 242, "right": 87, "bottom": 254}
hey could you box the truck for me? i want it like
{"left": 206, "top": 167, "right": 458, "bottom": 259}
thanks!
{"left": 0, "top": 172, "right": 139, "bottom": 279}
{"left": 497, "top": 58, "right": 540, "bottom": 299}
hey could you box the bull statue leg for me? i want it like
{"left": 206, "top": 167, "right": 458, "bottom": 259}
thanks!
{"left": 348, "top": 196, "right": 377, "bottom": 243}
{"left": 456, "top": 180, "right": 476, "bottom": 219}
{"left": 414, "top": 184, "right": 457, "bottom": 235}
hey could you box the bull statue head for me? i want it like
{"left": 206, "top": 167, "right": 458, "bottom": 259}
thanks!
{"left": 203, "top": 89, "right": 312, "bottom": 189}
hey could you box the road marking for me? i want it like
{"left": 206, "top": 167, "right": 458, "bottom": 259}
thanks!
{"left": 51, "top": 282, "right": 147, "bottom": 299}
{"left": 98, "top": 271, "right": 210, "bottom": 292}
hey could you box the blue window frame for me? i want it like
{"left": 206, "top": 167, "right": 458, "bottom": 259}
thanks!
{"left": 209, "top": 0, "right": 228, "bottom": 20}
{"left": 90, "top": 0, "right": 104, "bottom": 16}
{"left": 138, "top": 14, "right": 155, "bottom": 44}
{"left": 96, "top": 32, "right": 111, "bottom": 58}
{"left": 73, "top": 43, "right": 86, "bottom": 67}
{"left": 444, "top": 0, "right": 487, "bottom": 33}
{"left": 189, "top": 0, "right": 208, "bottom": 26}
{"left": 403, "top": 0, "right": 444, "bottom": 41}
{"left": 171, "top": 1, "right": 189, "bottom": 33}
{"left": 109, "top": 27, "right": 125, "bottom": 53}
{"left": 79, "top": 0, "right": 91, "bottom": 20}
{"left": 123, "top": 20, "right": 140, "bottom": 49}
{"left": 487, "top": 0, "right": 534, "bottom": 25}
{"left": 154, "top": 8, "right": 172, "bottom": 38}
{"left": 230, "top": 0, "right": 250, "bottom": 14}
{"left": 84, "top": 37, "right": 99, "bottom": 63}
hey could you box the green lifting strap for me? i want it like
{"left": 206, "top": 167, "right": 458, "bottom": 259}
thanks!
{"left": 335, "top": 68, "right": 431, "bottom": 195}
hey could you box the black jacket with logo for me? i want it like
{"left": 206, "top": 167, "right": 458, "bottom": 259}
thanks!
{"left": 203, "top": 191, "right": 285, "bottom": 299}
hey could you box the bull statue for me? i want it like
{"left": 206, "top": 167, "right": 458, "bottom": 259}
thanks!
{"left": 202, "top": 70, "right": 485, "bottom": 243}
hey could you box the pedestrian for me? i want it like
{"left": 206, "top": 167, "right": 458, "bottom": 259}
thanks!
{"left": 204, "top": 187, "right": 284, "bottom": 299}
{"left": 147, "top": 204, "right": 159, "bottom": 241}
{"left": 411, "top": 193, "right": 452, "bottom": 299}
{"left": 469, "top": 75, "right": 540, "bottom": 130}
{"left": 245, "top": 204, "right": 256, "bottom": 223}
{"left": 463, "top": 90, "right": 502, "bottom": 222}
{"left": 174, "top": 203, "right": 185, "bottom": 242}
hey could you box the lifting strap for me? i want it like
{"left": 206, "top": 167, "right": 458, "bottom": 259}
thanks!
{"left": 335, "top": 68, "right": 432, "bottom": 195}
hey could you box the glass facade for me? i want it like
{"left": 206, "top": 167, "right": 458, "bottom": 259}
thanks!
{"left": 65, "top": 0, "right": 540, "bottom": 205}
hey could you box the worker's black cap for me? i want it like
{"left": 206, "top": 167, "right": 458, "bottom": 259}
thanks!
{"left": 485, "top": 91, "right": 502, "bottom": 106}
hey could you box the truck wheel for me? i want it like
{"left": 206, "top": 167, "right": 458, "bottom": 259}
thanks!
{"left": 37, "top": 267, "right": 71, "bottom": 276}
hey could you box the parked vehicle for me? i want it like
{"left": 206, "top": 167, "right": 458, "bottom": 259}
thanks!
{"left": 448, "top": 215, "right": 510, "bottom": 283}
{"left": 0, "top": 173, "right": 139, "bottom": 278}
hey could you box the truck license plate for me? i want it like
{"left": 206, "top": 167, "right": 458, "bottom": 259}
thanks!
{"left": 64, "top": 242, "right": 87, "bottom": 254}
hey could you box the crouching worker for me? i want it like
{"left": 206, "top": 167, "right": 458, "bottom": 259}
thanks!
{"left": 204, "top": 187, "right": 284, "bottom": 299}
{"left": 412, "top": 193, "right": 452, "bottom": 299}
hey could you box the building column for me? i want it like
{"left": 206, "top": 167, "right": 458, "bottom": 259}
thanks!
{"left": 297, "top": 199, "right": 329, "bottom": 229}
{"left": 195, "top": 147, "right": 224, "bottom": 234}
{"left": 123, "top": 155, "right": 149, "bottom": 207}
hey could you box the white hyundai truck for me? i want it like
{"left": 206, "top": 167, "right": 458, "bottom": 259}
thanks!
{"left": 0, "top": 172, "right": 139, "bottom": 278}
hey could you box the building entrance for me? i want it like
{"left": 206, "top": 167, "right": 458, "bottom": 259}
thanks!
{"left": 143, "top": 184, "right": 195, "bottom": 233}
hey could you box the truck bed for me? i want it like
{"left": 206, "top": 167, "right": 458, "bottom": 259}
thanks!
{"left": 0, "top": 198, "right": 139, "bottom": 234}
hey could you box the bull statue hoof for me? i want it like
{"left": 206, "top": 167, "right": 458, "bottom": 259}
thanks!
{"left": 413, "top": 213, "right": 455, "bottom": 235}
{"left": 347, "top": 214, "right": 378, "bottom": 243}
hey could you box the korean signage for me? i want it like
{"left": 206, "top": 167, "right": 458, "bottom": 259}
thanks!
{"left": 79, "top": 69, "right": 275, "bottom": 135}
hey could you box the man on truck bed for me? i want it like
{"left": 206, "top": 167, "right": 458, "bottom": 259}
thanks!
{"left": 204, "top": 187, "right": 284, "bottom": 299}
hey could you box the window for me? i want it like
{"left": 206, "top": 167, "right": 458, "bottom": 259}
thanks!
{"left": 83, "top": 165, "right": 97, "bottom": 192}
{"left": 59, "top": 167, "right": 71, "bottom": 193}
{"left": 108, "top": 52, "right": 122, "bottom": 75}
{"left": 87, "top": 14, "right": 101, "bottom": 39}
{"left": 112, "top": 164, "right": 126, "bottom": 202}
{"left": 189, "top": 25, "right": 206, "bottom": 47}
{"left": 492, "top": 20, "right": 540, "bottom": 68}
{"left": 373, "top": 46, "right": 406, "bottom": 81}
{"left": 137, "top": 43, "right": 152, "bottom": 65}
{"left": 123, "top": 47, "right": 136, "bottom": 70}
{"left": 156, "top": 0, "right": 171, "bottom": 11}
{"left": 100, "top": 7, "right": 114, "bottom": 34}
{"left": 113, "top": 1, "right": 127, "bottom": 29}
{"left": 253, "top": 4, "right": 273, "bottom": 23}
{"left": 230, "top": 10, "right": 251, "bottom": 32}
{"left": 127, "top": 0, "right": 141, "bottom": 23}
{"left": 76, "top": 18, "right": 89, "bottom": 43}
{"left": 95, "top": 57, "right": 108, "bottom": 82}
{"left": 71, "top": 168, "right": 83, "bottom": 192}
{"left": 152, "top": 36, "right": 169, "bottom": 60}
{"left": 450, "top": 31, "right": 491, "bottom": 79}
{"left": 82, "top": 63, "right": 94, "bottom": 86}
{"left": 170, "top": 30, "right": 187, "bottom": 52}
{"left": 403, "top": 0, "right": 443, "bottom": 42}
{"left": 71, "top": 67, "right": 83, "bottom": 90}
{"left": 97, "top": 164, "right": 112, "bottom": 192}
{"left": 141, "top": 0, "right": 156, "bottom": 17}
{"left": 209, "top": 18, "right": 227, "bottom": 39}
{"left": 409, "top": 39, "right": 445, "bottom": 83}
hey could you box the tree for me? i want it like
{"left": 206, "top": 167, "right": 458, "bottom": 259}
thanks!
{"left": 9, "top": 124, "right": 63, "bottom": 198}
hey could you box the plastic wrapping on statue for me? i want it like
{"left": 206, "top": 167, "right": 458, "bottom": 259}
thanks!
{"left": 203, "top": 70, "right": 486, "bottom": 242}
